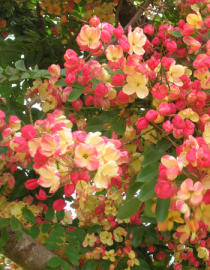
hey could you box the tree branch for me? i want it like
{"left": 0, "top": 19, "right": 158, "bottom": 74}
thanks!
{"left": 91, "top": 0, "right": 153, "bottom": 61}
{"left": 115, "top": 0, "right": 123, "bottom": 27}
{"left": 2, "top": 225, "right": 80, "bottom": 270}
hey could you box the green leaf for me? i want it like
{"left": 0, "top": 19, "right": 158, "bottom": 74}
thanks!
{"left": 86, "top": 116, "right": 112, "bottom": 133}
{"left": 30, "top": 225, "right": 40, "bottom": 239}
{"left": 128, "top": 226, "right": 144, "bottom": 247}
{"left": 9, "top": 75, "right": 20, "bottom": 81}
{"left": 138, "top": 179, "right": 157, "bottom": 202}
{"left": 111, "top": 117, "right": 125, "bottom": 135}
{"left": 144, "top": 199, "right": 156, "bottom": 217}
{"left": 137, "top": 163, "right": 159, "bottom": 183}
{"left": 22, "top": 208, "right": 36, "bottom": 224}
{"left": 68, "top": 237, "right": 80, "bottom": 247}
{"left": 117, "top": 198, "right": 141, "bottom": 219}
{"left": 68, "top": 88, "right": 83, "bottom": 102}
{"left": 141, "top": 150, "right": 165, "bottom": 168}
{"left": 10, "top": 216, "right": 22, "bottom": 231}
{"left": 134, "top": 259, "right": 150, "bottom": 270}
{"left": 5, "top": 66, "right": 17, "bottom": 75}
{"left": 141, "top": 216, "right": 157, "bottom": 224}
{"left": 87, "top": 224, "right": 102, "bottom": 233}
{"left": 21, "top": 72, "right": 30, "bottom": 79}
{"left": 82, "top": 259, "right": 97, "bottom": 270}
{"left": 46, "top": 236, "right": 64, "bottom": 244}
{"left": 16, "top": 230, "right": 23, "bottom": 242}
{"left": 156, "top": 138, "right": 172, "bottom": 151}
{"left": 65, "top": 245, "right": 80, "bottom": 266}
{"left": 155, "top": 198, "right": 170, "bottom": 223}
{"left": 1, "top": 226, "right": 9, "bottom": 246}
{"left": 144, "top": 226, "right": 159, "bottom": 244}
{"left": 0, "top": 218, "right": 9, "bottom": 229}
{"left": 56, "top": 210, "right": 65, "bottom": 222}
{"left": 47, "top": 257, "right": 62, "bottom": 267}
{"left": 44, "top": 241, "right": 61, "bottom": 251}
{"left": 61, "top": 260, "right": 70, "bottom": 270}
{"left": 172, "top": 30, "right": 183, "bottom": 37}
{"left": 126, "top": 182, "right": 142, "bottom": 200}
{"left": 15, "top": 60, "right": 27, "bottom": 71}
{"left": 55, "top": 78, "right": 67, "bottom": 87}
{"left": 99, "top": 260, "right": 112, "bottom": 270}
{"left": 0, "top": 67, "right": 3, "bottom": 73}
{"left": 41, "top": 223, "right": 51, "bottom": 234}
{"left": 45, "top": 207, "right": 54, "bottom": 220}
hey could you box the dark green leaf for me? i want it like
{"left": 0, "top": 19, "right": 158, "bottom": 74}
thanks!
{"left": 111, "top": 117, "right": 125, "bottom": 135}
{"left": 15, "top": 60, "right": 27, "bottom": 71}
{"left": 144, "top": 199, "right": 156, "bottom": 217}
{"left": 144, "top": 226, "right": 159, "bottom": 244}
{"left": 68, "top": 88, "right": 83, "bottom": 102}
{"left": 128, "top": 226, "right": 144, "bottom": 247}
{"left": 16, "top": 230, "right": 23, "bottom": 242}
{"left": 156, "top": 138, "right": 172, "bottom": 151}
{"left": 126, "top": 182, "right": 142, "bottom": 200}
{"left": 82, "top": 259, "right": 97, "bottom": 270}
{"left": 45, "top": 208, "right": 54, "bottom": 220}
{"left": 10, "top": 216, "right": 22, "bottom": 231}
{"left": 155, "top": 198, "right": 170, "bottom": 223}
{"left": 44, "top": 241, "right": 61, "bottom": 251}
{"left": 68, "top": 237, "right": 80, "bottom": 247}
{"left": 0, "top": 218, "right": 9, "bottom": 229}
{"left": 56, "top": 210, "right": 65, "bottom": 222}
{"left": 46, "top": 236, "right": 64, "bottom": 244}
{"left": 55, "top": 78, "right": 67, "bottom": 87}
{"left": 65, "top": 245, "right": 80, "bottom": 266}
{"left": 61, "top": 260, "right": 70, "bottom": 270}
{"left": 137, "top": 163, "right": 159, "bottom": 182}
{"left": 41, "top": 223, "right": 51, "bottom": 234}
{"left": 99, "top": 260, "right": 112, "bottom": 270}
{"left": 117, "top": 198, "right": 141, "bottom": 219}
{"left": 47, "top": 257, "right": 62, "bottom": 267}
{"left": 141, "top": 150, "right": 165, "bottom": 168}
{"left": 22, "top": 208, "right": 36, "bottom": 224}
{"left": 138, "top": 179, "right": 157, "bottom": 202}
{"left": 141, "top": 216, "right": 157, "bottom": 224}
{"left": 30, "top": 225, "right": 40, "bottom": 239}
{"left": 1, "top": 226, "right": 9, "bottom": 246}
{"left": 134, "top": 259, "right": 150, "bottom": 270}
{"left": 87, "top": 224, "right": 102, "bottom": 233}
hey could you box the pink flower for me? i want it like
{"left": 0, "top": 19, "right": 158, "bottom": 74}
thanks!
{"left": 145, "top": 110, "right": 158, "bottom": 122}
{"left": 74, "top": 143, "right": 99, "bottom": 171}
{"left": 161, "top": 155, "right": 183, "bottom": 180}
{"left": 112, "top": 74, "right": 125, "bottom": 86}
{"left": 177, "top": 178, "right": 203, "bottom": 205}
{"left": 35, "top": 189, "right": 47, "bottom": 200}
{"left": 136, "top": 117, "right": 149, "bottom": 130}
{"left": 155, "top": 179, "right": 176, "bottom": 199}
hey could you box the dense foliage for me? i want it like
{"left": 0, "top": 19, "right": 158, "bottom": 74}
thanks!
{"left": 1, "top": 0, "right": 210, "bottom": 270}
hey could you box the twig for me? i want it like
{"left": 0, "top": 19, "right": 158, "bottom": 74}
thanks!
{"left": 115, "top": 0, "right": 123, "bottom": 27}
{"left": 120, "top": 128, "right": 153, "bottom": 148}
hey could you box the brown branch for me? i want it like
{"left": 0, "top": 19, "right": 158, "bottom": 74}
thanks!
{"left": 2, "top": 224, "right": 80, "bottom": 270}
{"left": 115, "top": 0, "right": 123, "bottom": 27}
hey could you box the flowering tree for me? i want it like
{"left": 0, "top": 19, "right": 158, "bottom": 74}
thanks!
{"left": 1, "top": 0, "right": 210, "bottom": 269}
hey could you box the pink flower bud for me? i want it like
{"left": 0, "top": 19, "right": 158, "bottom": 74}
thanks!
{"left": 65, "top": 73, "right": 76, "bottom": 85}
{"left": 152, "top": 37, "right": 160, "bottom": 46}
{"left": 89, "top": 16, "right": 100, "bottom": 27}
{"left": 159, "top": 102, "right": 171, "bottom": 116}
{"left": 145, "top": 110, "right": 158, "bottom": 121}
{"left": 53, "top": 199, "right": 67, "bottom": 211}
{"left": 25, "top": 179, "right": 38, "bottom": 190}
{"left": 136, "top": 117, "right": 149, "bottom": 130}
{"left": 85, "top": 96, "right": 94, "bottom": 106}
{"left": 172, "top": 115, "right": 185, "bottom": 129}
{"left": 21, "top": 125, "right": 37, "bottom": 140}
{"left": 112, "top": 74, "right": 125, "bottom": 86}
{"left": 113, "top": 26, "right": 124, "bottom": 38}
{"left": 64, "top": 184, "right": 75, "bottom": 197}
{"left": 94, "top": 84, "right": 108, "bottom": 97}
{"left": 144, "top": 25, "right": 154, "bottom": 36}
{"left": 101, "top": 30, "right": 111, "bottom": 43}
{"left": 72, "top": 99, "right": 83, "bottom": 111}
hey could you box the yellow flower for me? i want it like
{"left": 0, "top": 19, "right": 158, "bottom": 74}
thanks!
{"left": 122, "top": 73, "right": 149, "bottom": 99}
{"left": 102, "top": 250, "right": 116, "bottom": 262}
{"left": 106, "top": 45, "right": 123, "bottom": 62}
{"left": 83, "top": 233, "right": 97, "bottom": 247}
{"left": 186, "top": 12, "right": 203, "bottom": 29}
{"left": 99, "top": 231, "right": 113, "bottom": 246}
{"left": 128, "top": 27, "right": 146, "bottom": 55}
